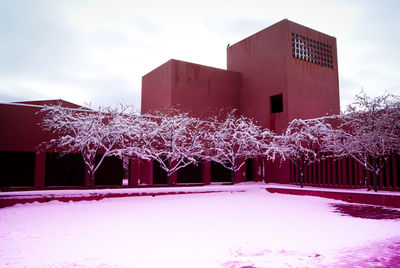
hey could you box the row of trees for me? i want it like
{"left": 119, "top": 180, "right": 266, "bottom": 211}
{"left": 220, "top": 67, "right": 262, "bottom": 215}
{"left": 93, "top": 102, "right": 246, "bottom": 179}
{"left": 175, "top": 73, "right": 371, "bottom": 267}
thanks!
{"left": 41, "top": 106, "right": 268, "bottom": 186}
{"left": 40, "top": 91, "right": 400, "bottom": 190}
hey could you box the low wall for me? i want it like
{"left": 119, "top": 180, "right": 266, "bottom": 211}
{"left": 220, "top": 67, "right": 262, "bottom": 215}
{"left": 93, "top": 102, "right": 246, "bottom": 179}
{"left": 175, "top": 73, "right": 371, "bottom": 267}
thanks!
{"left": 266, "top": 188, "right": 400, "bottom": 208}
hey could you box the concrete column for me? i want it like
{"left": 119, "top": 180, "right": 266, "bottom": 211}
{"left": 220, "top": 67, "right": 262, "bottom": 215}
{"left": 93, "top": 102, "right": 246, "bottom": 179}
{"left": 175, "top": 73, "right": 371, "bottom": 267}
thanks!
{"left": 140, "top": 160, "right": 153, "bottom": 185}
{"left": 337, "top": 158, "right": 342, "bottom": 186}
{"left": 378, "top": 158, "right": 384, "bottom": 189}
{"left": 358, "top": 162, "right": 364, "bottom": 187}
{"left": 202, "top": 161, "right": 211, "bottom": 185}
{"left": 262, "top": 158, "right": 266, "bottom": 181}
{"left": 313, "top": 160, "right": 317, "bottom": 184}
{"left": 254, "top": 157, "right": 262, "bottom": 182}
{"left": 392, "top": 153, "right": 398, "bottom": 189}
{"left": 348, "top": 157, "right": 353, "bottom": 187}
{"left": 129, "top": 158, "right": 140, "bottom": 187}
{"left": 321, "top": 155, "right": 326, "bottom": 185}
{"left": 385, "top": 156, "right": 391, "bottom": 188}
{"left": 34, "top": 152, "right": 46, "bottom": 189}
{"left": 332, "top": 159, "right": 337, "bottom": 185}
{"left": 326, "top": 157, "right": 331, "bottom": 185}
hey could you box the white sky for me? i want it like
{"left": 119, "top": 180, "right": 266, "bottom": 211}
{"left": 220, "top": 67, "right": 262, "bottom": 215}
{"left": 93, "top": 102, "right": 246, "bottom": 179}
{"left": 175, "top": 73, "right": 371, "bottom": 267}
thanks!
{"left": 0, "top": 0, "right": 399, "bottom": 111}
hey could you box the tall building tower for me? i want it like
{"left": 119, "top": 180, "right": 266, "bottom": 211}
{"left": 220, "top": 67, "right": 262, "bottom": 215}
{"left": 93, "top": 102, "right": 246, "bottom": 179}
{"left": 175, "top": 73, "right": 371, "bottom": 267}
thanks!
{"left": 141, "top": 19, "right": 341, "bottom": 184}
{"left": 227, "top": 19, "right": 340, "bottom": 133}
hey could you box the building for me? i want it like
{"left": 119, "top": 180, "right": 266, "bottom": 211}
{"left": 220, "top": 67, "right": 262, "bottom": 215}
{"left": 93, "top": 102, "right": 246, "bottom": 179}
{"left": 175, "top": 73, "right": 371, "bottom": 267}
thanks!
{"left": 142, "top": 19, "right": 340, "bottom": 131}
{"left": 141, "top": 19, "right": 340, "bottom": 184}
{"left": 1, "top": 19, "right": 398, "bottom": 191}
{"left": 0, "top": 100, "right": 125, "bottom": 189}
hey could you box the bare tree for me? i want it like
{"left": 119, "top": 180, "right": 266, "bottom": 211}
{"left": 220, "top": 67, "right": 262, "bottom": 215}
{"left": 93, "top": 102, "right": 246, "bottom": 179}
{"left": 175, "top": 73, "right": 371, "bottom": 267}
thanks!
{"left": 326, "top": 91, "right": 400, "bottom": 191}
{"left": 40, "top": 105, "right": 128, "bottom": 187}
{"left": 267, "top": 118, "right": 333, "bottom": 187}
{"left": 204, "top": 111, "right": 264, "bottom": 180}
{"left": 125, "top": 110, "right": 205, "bottom": 184}
{"left": 116, "top": 111, "right": 155, "bottom": 161}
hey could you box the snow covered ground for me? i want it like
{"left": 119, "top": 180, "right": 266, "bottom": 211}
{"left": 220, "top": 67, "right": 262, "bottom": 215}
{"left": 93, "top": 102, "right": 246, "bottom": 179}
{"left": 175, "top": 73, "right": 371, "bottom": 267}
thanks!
{"left": 1, "top": 184, "right": 400, "bottom": 267}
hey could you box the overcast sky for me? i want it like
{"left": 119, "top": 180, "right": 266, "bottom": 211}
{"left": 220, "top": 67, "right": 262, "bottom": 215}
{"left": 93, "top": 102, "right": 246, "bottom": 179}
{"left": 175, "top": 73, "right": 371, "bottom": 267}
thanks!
{"left": 0, "top": 0, "right": 399, "bottom": 111}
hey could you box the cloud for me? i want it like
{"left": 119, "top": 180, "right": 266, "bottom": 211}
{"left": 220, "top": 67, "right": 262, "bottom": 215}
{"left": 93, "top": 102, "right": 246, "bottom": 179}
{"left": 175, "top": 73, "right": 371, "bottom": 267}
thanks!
{"left": 0, "top": 1, "right": 86, "bottom": 76}
{"left": 203, "top": 17, "right": 274, "bottom": 43}
{"left": 0, "top": 0, "right": 142, "bottom": 108}
{"left": 0, "top": 0, "right": 399, "bottom": 113}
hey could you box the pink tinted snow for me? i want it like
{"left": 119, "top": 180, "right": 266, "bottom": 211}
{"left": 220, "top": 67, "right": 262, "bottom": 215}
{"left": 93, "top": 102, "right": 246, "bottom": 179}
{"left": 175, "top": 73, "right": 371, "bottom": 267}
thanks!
{"left": 0, "top": 184, "right": 400, "bottom": 267}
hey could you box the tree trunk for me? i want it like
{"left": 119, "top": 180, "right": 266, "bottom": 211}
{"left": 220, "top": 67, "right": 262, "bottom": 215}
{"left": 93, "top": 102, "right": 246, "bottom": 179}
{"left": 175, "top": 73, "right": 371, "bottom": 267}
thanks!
{"left": 168, "top": 171, "right": 177, "bottom": 186}
{"left": 372, "top": 158, "right": 379, "bottom": 192}
{"left": 89, "top": 172, "right": 95, "bottom": 188}
{"left": 300, "top": 171, "right": 304, "bottom": 188}
{"left": 372, "top": 172, "right": 378, "bottom": 192}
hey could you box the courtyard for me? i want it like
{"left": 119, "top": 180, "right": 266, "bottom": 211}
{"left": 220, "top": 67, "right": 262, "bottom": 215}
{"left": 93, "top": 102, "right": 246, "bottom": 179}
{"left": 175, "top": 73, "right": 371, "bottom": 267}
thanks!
{"left": 1, "top": 183, "right": 400, "bottom": 267}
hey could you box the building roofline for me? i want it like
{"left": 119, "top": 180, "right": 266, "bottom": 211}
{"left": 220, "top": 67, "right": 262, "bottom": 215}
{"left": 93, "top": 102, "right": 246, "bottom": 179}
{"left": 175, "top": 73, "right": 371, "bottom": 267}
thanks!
{"left": 0, "top": 101, "right": 46, "bottom": 108}
{"left": 229, "top": 18, "right": 336, "bottom": 48}
{"left": 142, "top": 58, "right": 241, "bottom": 78}
{"left": 0, "top": 99, "right": 85, "bottom": 109}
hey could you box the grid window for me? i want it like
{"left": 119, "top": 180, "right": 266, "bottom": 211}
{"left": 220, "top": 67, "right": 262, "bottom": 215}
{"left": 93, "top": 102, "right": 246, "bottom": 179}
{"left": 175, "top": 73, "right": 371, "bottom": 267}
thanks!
{"left": 291, "top": 33, "right": 333, "bottom": 69}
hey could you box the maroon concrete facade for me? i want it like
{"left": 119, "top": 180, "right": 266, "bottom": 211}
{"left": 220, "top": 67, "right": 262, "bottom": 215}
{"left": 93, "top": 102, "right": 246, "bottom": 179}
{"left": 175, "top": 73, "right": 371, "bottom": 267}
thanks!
{"left": 2, "top": 19, "right": 398, "bottom": 198}
{"left": 0, "top": 101, "right": 124, "bottom": 190}
{"left": 227, "top": 19, "right": 340, "bottom": 133}
{"left": 141, "top": 19, "right": 341, "bottom": 186}
{"left": 142, "top": 59, "right": 241, "bottom": 118}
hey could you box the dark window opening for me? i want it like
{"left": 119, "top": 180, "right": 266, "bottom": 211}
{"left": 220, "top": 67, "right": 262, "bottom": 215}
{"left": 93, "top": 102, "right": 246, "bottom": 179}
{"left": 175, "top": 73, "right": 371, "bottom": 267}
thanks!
{"left": 270, "top": 94, "right": 283, "bottom": 113}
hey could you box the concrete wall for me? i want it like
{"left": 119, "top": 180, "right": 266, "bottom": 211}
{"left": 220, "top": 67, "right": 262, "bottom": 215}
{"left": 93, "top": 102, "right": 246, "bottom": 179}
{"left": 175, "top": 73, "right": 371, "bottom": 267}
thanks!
{"left": 227, "top": 19, "right": 340, "bottom": 184}
{"left": 285, "top": 20, "right": 340, "bottom": 122}
{"left": 227, "top": 20, "right": 289, "bottom": 132}
{"left": 170, "top": 59, "right": 241, "bottom": 119}
{"left": 0, "top": 103, "right": 55, "bottom": 152}
{"left": 142, "top": 59, "right": 241, "bottom": 118}
{"left": 227, "top": 19, "right": 340, "bottom": 133}
{"left": 141, "top": 60, "right": 173, "bottom": 114}
{"left": 0, "top": 101, "right": 127, "bottom": 190}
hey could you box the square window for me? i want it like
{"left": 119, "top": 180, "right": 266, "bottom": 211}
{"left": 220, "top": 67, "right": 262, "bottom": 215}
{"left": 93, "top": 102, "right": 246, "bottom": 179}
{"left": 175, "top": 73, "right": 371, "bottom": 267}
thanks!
{"left": 270, "top": 94, "right": 283, "bottom": 113}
